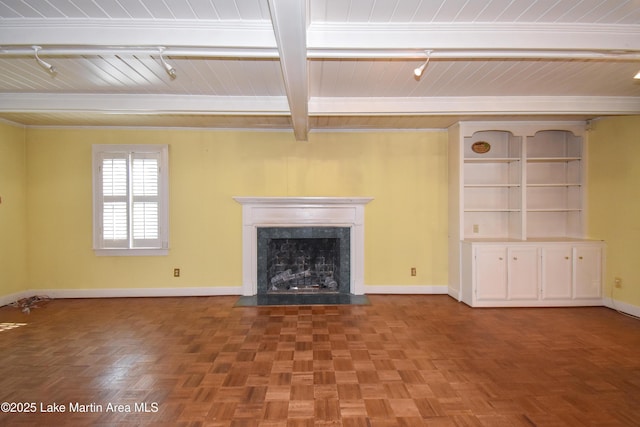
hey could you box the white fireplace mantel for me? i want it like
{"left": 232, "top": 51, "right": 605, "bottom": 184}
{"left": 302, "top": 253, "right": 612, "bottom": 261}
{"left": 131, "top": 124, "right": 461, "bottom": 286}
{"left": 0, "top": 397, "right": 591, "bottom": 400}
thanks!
{"left": 233, "top": 197, "right": 374, "bottom": 296}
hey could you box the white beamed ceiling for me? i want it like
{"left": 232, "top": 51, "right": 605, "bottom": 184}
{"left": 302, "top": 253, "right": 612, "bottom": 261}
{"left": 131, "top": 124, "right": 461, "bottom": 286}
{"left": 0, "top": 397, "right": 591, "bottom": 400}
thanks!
{"left": 0, "top": 0, "right": 639, "bottom": 140}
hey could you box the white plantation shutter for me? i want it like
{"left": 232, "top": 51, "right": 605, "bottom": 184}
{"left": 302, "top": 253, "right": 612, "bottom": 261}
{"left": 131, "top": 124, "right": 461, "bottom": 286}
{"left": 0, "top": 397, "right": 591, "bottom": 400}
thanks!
{"left": 131, "top": 154, "right": 160, "bottom": 247}
{"left": 93, "top": 145, "right": 168, "bottom": 255}
{"left": 101, "top": 155, "right": 129, "bottom": 247}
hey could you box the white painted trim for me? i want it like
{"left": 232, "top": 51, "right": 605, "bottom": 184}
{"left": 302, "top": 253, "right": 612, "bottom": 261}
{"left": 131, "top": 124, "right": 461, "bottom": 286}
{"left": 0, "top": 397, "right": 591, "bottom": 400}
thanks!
{"left": 0, "top": 290, "right": 34, "bottom": 308}
{"left": 0, "top": 93, "right": 290, "bottom": 115}
{"left": 268, "top": 0, "right": 309, "bottom": 141}
{"left": 234, "top": 196, "right": 373, "bottom": 296}
{"left": 92, "top": 144, "right": 169, "bottom": 254}
{"left": 460, "top": 299, "right": 604, "bottom": 308}
{"left": 448, "top": 286, "right": 461, "bottom": 301}
{"left": 4, "top": 290, "right": 636, "bottom": 318}
{"left": 310, "top": 96, "right": 640, "bottom": 116}
{"left": 603, "top": 297, "right": 640, "bottom": 318}
{"left": 0, "top": 19, "right": 277, "bottom": 49}
{"left": 94, "top": 249, "right": 169, "bottom": 257}
{"left": 1, "top": 287, "right": 242, "bottom": 302}
{"left": 3, "top": 93, "right": 638, "bottom": 121}
{"left": 364, "top": 285, "right": 449, "bottom": 294}
{"left": 308, "top": 21, "right": 640, "bottom": 51}
{"left": 310, "top": 128, "right": 446, "bottom": 134}
{"left": 456, "top": 120, "right": 587, "bottom": 137}
{"left": 234, "top": 196, "right": 374, "bottom": 205}
{"left": 5, "top": 94, "right": 638, "bottom": 119}
{"left": 23, "top": 125, "right": 295, "bottom": 132}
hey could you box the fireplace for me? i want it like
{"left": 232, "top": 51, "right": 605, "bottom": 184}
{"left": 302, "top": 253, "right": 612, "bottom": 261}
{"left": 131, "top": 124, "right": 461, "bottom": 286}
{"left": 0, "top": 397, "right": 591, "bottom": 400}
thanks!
{"left": 233, "top": 197, "right": 373, "bottom": 296}
{"left": 257, "top": 227, "right": 350, "bottom": 295}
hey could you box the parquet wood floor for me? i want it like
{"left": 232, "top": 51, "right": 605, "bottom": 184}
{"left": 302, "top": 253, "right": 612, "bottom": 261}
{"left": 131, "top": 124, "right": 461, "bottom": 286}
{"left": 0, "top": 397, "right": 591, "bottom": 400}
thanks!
{"left": 0, "top": 295, "right": 639, "bottom": 426}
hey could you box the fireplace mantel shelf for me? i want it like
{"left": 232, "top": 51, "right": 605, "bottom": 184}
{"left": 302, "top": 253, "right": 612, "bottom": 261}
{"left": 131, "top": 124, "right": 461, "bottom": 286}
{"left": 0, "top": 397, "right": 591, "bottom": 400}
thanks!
{"left": 233, "top": 196, "right": 374, "bottom": 205}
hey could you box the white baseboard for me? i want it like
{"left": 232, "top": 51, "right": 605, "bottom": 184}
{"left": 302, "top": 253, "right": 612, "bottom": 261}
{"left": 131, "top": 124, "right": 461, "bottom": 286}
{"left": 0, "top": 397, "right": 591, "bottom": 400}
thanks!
{"left": 2, "top": 287, "right": 242, "bottom": 303}
{"left": 363, "top": 285, "right": 448, "bottom": 294}
{"left": 11, "top": 287, "right": 633, "bottom": 316}
{"left": 3, "top": 285, "right": 446, "bottom": 303}
{"left": 603, "top": 297, "right": 640, "bottom": 318}
{"left": 0, "top": 290, "right": 34, "bottom": 308}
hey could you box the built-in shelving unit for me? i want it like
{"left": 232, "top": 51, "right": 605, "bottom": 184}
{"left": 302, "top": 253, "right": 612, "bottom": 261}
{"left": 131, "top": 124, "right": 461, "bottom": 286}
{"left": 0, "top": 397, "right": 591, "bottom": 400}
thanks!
{"left": 462, "top": 130, "right": 522, "bottom": 240}
{"left": 448, "top": 121, "right": 604, "bottom": 308}
{"left": 525, "top": 130, "right": 583, "bottom": 239}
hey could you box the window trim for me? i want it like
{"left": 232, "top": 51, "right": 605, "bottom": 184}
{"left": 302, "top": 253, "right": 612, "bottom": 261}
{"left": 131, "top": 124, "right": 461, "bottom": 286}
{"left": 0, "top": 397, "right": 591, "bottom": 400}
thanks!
{"left": 92, "top": 144, "right": 169, "bottom": 256}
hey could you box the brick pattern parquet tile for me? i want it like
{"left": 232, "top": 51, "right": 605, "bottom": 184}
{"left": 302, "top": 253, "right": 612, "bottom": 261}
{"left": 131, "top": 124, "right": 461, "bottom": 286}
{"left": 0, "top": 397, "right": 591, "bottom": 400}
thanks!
{"left": 0, "top": 295, "right": 639, "bottom": 426}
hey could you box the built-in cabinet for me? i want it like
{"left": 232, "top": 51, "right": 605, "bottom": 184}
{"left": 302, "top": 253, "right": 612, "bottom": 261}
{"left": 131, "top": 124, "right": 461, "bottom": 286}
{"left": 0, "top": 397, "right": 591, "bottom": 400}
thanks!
{"left": 449, "top": 121, "right": 605, "bottom": 307}
{"left": 460, "top": 241, "right": 604, "bottom": 307}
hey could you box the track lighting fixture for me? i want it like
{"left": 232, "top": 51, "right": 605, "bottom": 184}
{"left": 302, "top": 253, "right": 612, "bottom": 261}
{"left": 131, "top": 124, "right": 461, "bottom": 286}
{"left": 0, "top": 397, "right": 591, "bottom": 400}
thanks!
{"left": 32, "top": 45, "right": 56, "bottom": 75}
{"left": 158, "top": 47, "right": 176, "bottom": 79}
{"left": 413, "top": 50, "right": 432, "bottom": 79}
{"left": 635, "top": 70, "right": 640, "bottom": 79}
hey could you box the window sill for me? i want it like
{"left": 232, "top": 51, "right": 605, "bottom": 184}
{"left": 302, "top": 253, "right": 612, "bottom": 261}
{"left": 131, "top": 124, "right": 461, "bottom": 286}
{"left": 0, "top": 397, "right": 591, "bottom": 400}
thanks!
{"left": 94, "top": 248, "right": 169, "bottom": 257}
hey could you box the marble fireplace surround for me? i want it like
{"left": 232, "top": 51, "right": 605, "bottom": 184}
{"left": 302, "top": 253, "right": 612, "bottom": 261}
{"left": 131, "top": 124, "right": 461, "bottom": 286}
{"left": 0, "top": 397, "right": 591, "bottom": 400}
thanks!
{"left": 233, "top": 197, "right": 373, "bottom": 297}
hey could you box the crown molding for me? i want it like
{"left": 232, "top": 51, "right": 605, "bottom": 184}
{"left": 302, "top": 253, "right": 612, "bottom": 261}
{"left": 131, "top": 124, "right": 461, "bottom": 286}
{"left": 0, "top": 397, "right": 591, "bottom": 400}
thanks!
{"left": 0, "top": 93, "right": 290, "bottom": 115}
{"left": 2, "top": 94, "right": 639, "bottom": 118}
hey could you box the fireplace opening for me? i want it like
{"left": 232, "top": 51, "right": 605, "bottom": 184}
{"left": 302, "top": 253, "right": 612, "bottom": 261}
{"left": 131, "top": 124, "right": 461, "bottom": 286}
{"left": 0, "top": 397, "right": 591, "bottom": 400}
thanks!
{"left": 267, "top": 237, "right": 340, "bottom": 293}
{"left": 257, "top": 227, "right": 350, "bottom": 295}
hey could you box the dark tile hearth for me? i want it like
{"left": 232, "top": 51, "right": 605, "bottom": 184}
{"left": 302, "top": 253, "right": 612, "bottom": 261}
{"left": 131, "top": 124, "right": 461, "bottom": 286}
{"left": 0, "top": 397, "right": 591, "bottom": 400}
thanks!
{"left": 234, "top": 293, "right": 370, "bottom": 306}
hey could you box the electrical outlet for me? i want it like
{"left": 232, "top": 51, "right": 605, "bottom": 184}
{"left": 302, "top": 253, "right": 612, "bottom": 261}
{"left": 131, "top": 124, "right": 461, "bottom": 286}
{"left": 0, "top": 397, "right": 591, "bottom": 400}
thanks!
{"left": 411, "top": 267, "right": 416, "bottom": 276}
{"left": 614, "top": 277, "right": 622, "bottom": 288}
{"left": 473, "top": 224, "right": 479, "bottom": 233}
{"left": 173, "top": 268, "right": 180, "bottom": 278}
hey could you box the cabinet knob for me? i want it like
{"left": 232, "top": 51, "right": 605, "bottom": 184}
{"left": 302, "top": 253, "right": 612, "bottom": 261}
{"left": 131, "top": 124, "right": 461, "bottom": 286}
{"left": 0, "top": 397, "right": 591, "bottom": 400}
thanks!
{"left": 513, "top": 257, "right": 518, "bottom": 260}
{"left": 565, "top": 256, "right": 570, "bottom": 260}
{"left": 579, "top": 256, "right": 583, "bottom": 260}
{"left": 498, "top": 257, "right": 503, "bottom": 260}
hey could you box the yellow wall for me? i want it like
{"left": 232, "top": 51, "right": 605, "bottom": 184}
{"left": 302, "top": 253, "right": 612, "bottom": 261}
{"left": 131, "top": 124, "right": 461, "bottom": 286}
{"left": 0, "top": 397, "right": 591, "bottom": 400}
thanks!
{"left": 6, "top": 116, "right": 639, "bottom": 309}
{"left": 587, "top": 116, "right": 640, "bottom": 307}
{"left": 0, "top": 122, "right": 28, "bottom": 296}
{"left": 24, "top": 128, "right": 448, "bottom": 291}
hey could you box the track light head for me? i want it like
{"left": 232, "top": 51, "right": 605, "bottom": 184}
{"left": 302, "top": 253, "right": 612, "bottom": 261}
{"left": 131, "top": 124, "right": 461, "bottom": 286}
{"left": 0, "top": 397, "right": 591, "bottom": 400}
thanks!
{"left": 413, "top": 61, "right": 428, "bottom": 78}
{"left": 158, "top": 47, "right": 176, "bottom": 79}
{"left": 32, "top": 45, "right": 56, "bottom": 75}
{"left": 413, "top": 50, "right": 432, "bottom": 79}
{"left": 635, "top": 69, "right": 640, "bottom": 80}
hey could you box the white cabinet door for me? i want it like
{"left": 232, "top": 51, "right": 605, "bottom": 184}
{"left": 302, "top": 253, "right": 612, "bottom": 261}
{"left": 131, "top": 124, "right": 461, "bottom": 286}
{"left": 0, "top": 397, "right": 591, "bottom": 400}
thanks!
{"left": 573, "top": 246, "right": 602, "bottom": 299}
{"left": 474, "top": 246, "right": 508, "bottom": 301}
{"left": 541, "top": 246, "right": 573, "bottom": 300}
{"left": 507, "top": 247, "right": 539, "bottom": 300}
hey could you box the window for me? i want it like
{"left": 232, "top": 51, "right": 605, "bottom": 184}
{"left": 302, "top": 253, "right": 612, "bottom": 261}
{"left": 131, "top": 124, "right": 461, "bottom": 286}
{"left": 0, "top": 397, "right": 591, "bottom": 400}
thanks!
{"left": 93, "top": 144, "right": 169, "bottom": 256}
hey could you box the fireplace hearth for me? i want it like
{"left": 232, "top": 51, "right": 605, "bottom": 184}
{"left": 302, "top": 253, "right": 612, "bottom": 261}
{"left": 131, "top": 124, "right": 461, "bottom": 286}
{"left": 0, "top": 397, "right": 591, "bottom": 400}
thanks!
{"left": 257, "top": 227, "right": 350, "bottom": 295}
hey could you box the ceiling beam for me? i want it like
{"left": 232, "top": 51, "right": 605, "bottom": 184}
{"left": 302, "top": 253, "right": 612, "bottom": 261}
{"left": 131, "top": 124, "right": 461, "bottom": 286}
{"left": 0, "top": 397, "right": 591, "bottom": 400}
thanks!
{"left": 309, "top": 96, "right": 640, "bottom": 116}
{"left": 307, "top": 49, "right": 640, "bottom": 61}
{"left": 3, "top": 94, "right": 636, "bottom": 118}
{"left": 0, "top": 18, "right": 277, "bottom": 50}
{"left": 268, "top": 0, "right": 309, "bottom": 141}
{"left": 0, "top": 94, "right": 290, "bottom": 115}
{"left": 308, "top": 22, "right": 640, "bottom": 53}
